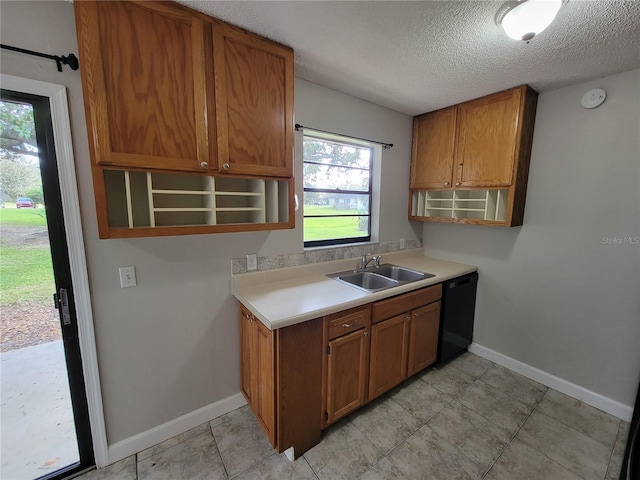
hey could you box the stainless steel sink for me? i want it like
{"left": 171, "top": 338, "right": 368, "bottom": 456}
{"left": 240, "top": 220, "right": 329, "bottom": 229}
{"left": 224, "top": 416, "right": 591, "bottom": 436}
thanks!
{"left": 327, "top": 263, "right": 434, "bottom": 293}
{"left": 335, "top": 271, "right": 398, "bottom": 292}
{"left": 372, "top": 264, "right": 434, "bottom": 282}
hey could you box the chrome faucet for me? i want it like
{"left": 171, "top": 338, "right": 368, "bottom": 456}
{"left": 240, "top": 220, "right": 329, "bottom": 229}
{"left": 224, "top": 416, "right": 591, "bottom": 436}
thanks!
{"left": 360, "top": 253, "right": 382, "bottom": 270}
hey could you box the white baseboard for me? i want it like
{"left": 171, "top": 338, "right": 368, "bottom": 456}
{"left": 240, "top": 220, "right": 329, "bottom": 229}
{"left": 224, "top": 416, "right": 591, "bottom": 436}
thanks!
{"left": 106, "top": 393, "right": 247, "bottom": 466}
{"left": 468, "top": 343, "right": 633, "bottom": 422}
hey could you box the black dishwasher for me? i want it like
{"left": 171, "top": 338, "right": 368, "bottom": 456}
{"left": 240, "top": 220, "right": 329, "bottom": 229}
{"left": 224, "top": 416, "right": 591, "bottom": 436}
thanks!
{"left": 438, "top": 272, "right": 478, "bottom": 364}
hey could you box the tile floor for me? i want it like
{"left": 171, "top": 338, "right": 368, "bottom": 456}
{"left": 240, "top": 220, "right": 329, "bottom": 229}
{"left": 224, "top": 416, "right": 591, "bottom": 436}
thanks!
{"left": 75, "top": 353, "right": 629, "bottom": 480}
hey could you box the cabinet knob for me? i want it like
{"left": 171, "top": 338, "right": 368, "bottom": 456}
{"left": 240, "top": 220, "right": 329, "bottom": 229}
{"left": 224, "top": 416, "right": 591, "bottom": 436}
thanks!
{"left": 200, "top": 161, "right": 208, "bottom": 169}
{"left": 444, "top": 182, "right": 449, "bottom": 186}
{"left": 222, "top": 162, "right": 230, "bottom": 170}
{"left": 364, "top": 331, "right": 370, "bottom": 336}
{"left": 406, "top": 315, "right": 411, "bottom": 321}
{"left": 455, "top": 182, "right": 461, "bottom": 186}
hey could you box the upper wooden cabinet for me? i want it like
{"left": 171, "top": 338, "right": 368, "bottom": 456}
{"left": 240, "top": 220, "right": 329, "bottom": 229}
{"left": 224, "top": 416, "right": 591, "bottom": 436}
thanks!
{"left": 75, "top": 0, "right": 215, "bottom": 173}
{"left": 409, "top": 85, "right": 538, "bottom": 227}
{"left": 411, "top": 106, "right": 457, "bottom": 189}
{"left": 455, "top": 88, "right": 524, "bottom": 188}
{"left": 213, "top": 21, "right": 294, "bottom": 178}
{"left": 74, "top": 1, "right": 295, "bottom": 238}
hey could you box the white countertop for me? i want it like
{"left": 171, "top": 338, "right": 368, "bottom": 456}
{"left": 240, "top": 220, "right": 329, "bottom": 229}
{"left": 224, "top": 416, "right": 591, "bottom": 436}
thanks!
{"left": 232, "top": 249, "right": 477, "bottom": 330}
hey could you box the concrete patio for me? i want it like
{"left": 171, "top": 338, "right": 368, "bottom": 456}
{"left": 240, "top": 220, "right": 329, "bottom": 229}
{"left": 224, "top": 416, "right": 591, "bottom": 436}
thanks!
{"left": 1, "top": 340, "right": 79, "bottom": 480}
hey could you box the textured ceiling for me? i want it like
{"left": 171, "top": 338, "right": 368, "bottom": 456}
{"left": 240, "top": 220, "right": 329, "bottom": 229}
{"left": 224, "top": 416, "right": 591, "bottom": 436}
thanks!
{"left": 179, "top": 0, "right": 640, "bottom": 116}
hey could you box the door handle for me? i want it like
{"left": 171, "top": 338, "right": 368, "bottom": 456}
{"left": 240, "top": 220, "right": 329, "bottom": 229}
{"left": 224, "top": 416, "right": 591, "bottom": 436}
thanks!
{"left": 59, "top": 288, "right": 71, "bottom": 326}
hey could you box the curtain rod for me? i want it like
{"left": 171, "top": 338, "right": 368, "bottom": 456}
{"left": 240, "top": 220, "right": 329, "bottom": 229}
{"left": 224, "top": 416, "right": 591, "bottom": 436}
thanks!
{"left": 295, "top": 123, "right": 393, "bottom": 149}
{"left": 1, "top": 44, "right": 79, "bottom": 72}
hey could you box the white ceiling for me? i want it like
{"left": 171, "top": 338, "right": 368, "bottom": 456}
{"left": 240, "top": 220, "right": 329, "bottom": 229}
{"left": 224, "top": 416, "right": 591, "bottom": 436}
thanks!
{"left": 180, "top": 1, "right": 640, "bottom": 116}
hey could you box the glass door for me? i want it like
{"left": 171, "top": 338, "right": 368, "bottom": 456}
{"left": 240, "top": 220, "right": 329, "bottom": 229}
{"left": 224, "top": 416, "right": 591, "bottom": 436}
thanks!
{"left": 1, "top": 91, "right": 94, "bottom": 479}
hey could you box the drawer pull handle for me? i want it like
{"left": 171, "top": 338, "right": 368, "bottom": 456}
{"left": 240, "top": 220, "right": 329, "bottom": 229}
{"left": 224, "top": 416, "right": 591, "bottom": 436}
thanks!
{"left": 342, "top": 320, "right": 359, "bottom": 328}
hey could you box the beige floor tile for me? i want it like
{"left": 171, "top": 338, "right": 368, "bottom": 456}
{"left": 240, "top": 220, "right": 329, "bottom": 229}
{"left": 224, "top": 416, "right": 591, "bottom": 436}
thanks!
{"left": 536, "top": 389, "right": 621, "bottom": 447}
{"left": 486, "top": 438, "right": 582, "bottom": 480}
{"left": 137, "top": 423, "right": 210, "bottom": 461}
{"left": 387, "top": 377, "right": 453, "bottom": 423}
{"left": 418, "top": 365, "right": 474, "bottom": 397}
{"left": 210, "top": 405, "right": 274, "bottom": 478}
{"left": 457, "top": 380, "right": 532, "bottom": 434}
{"left": 349, "top": 397, "right": 422, "bottom": 454}
{"left": 231, "top": 453, "right": 317, "bottom": 480}
{"left": 357, "top": 457, "right": 407, "bottom": 480}
{"left": 480, "top": 365, "right": 547, "bottom": 407}
{"left": 137, "top": 432, "right": 226, "bottom": 480}
{"left": 304, "top": 421, "right": 382, "bottom": 480}
{"left": 387, "top": 425, "right": 484, "bottom": 480}
{"left": 75, "top": 456, "right": 137, "bottom": 480}
{"left": 427, "top": 400, "right": 511, "bottom": 470}
{"left": 445, "top": 352, "right": 494, "bottom": 378}
{"left": 605, "top": 421, "right": 630, "bottom": 480}
{"left": 516, "top": 411, "right": 611, "bottom": 480}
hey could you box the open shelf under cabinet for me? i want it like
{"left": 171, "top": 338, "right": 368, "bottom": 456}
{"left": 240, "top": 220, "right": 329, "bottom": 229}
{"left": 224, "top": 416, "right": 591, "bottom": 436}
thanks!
{"left": 104, "top": 170, "right": 290, "bottom": 233}
{"left": 411, "top": 189, "right": 509, "bottom": 223}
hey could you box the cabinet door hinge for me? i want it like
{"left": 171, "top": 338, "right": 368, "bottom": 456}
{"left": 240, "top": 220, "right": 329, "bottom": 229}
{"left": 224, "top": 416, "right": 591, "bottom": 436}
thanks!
{"left": 326, "top": 345, "right": 331, "bottom": 355}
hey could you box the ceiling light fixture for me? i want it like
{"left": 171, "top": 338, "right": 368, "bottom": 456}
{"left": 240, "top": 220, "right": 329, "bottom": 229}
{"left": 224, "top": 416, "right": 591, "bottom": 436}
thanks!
{"left": 495, "top": 0, "right": 567, "bottom": 42}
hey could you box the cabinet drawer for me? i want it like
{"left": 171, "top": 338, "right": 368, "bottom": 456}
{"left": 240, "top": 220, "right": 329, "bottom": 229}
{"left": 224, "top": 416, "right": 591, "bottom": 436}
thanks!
{"left": 327, "top": 305, "right": 371, "bottom": 340}
{"left": 372, "top": 284, "right": 441, "bottom": 323}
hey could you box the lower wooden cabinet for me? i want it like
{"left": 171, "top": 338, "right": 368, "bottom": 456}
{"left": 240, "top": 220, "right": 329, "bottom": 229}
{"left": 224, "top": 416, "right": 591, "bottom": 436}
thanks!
{"left": 323, "top": 306, "right": 371, "bottom": 425}
{"left": 326, "top": 329, "right": 369, "bottom": 424}
{"left": 407, "top": 301, "right": 441, "bottom": 376}
{"left": 322, "top": 284, "right": 442, "bottom": 427}
{"left": 239, "top": 305, "right": 276, "bottom": 444}
{"left": 369, "top": 314, "right": 409, "bottom": 400}
{"left": 239, "top": 283, "right": 444, "bottom": 455}
{"left": 368, "top": 286, "right": 441, "bottom": 401}
{"left": 238, "top": 305, "right": 323, "bottom": 455}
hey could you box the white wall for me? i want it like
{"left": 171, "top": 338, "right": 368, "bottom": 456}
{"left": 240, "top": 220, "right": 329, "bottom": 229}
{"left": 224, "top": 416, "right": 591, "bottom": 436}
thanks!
{"left": 424, "top": 69, "right": 640, "bottom": 408}
{"left": 0, "top": 1, "right": 416, "bottom": 448}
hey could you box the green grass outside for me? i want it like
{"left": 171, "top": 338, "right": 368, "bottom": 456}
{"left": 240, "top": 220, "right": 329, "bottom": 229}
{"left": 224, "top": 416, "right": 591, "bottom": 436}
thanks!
{"left": 0, "top": 207, "right": 47, "bottom": 226}
{"left": 304, "top": 206, "right": 368, "bottom": 242}
{"left": 0, "top": 244, "right": 54, "bottom": 304}
{"left": 0, "top": 207, "right": 54, "bottom": 305}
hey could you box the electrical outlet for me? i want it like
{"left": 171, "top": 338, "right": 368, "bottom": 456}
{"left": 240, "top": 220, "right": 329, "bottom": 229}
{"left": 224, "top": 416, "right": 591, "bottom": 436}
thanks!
{"left": 246, "top": 254, "right": 258, "bottom": 271}
{"left": 119, "top": 266, "right": 137, "bottom": 288}
{"left": 400, "top": 238, "right": 405, "bottom": 249}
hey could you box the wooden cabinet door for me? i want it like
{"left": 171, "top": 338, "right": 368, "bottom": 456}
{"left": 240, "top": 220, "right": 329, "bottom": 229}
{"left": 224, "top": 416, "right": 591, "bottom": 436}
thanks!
{"left": 213, "top": 20, "right": 294, "bottom": 178}
{"left": 369, "top": 314, "right": 409, "bottom": 400}
{"left": 75, "top": 1, "right": 215, "bottom": 172}
{"left": 239, "top": 306, "right": 254, "bottom": 404}
{"left": 454, "top": 87, "right": 522, "bottom": 187}
{"left": 254, "top": 320, "right": 276, "bottom": 446}
{"left": 407, "top": 301, "right": 441, "bottom": 377}
{"left": 411, "top": 107, "right": 457, "bottom": 189}
{"left": 326, "top": 329, "right": 369, "bottom": 424}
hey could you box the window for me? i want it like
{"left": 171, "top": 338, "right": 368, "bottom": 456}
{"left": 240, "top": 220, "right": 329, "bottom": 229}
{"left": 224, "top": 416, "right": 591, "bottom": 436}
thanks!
{"left": 303, "top": 134, "right": 374, "bottom": 247}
